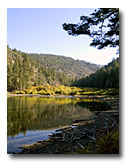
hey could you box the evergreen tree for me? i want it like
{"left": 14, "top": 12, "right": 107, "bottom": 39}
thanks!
{"left": 74, "top": 58, "right": 119, "bottom": 89}
{"left": 63, "top": 8, "right": 119, "bottom": 52}
{"left": 7, "top": 47, "right": 75, "bottom": 91}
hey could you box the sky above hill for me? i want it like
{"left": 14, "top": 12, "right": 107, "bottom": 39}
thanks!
{"left": 7, "top": 8, "right": 119, "bottom": 65}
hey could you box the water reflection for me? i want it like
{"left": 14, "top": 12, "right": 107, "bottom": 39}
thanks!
{"left": 7, "top": 96, "right": 110, "bottom": 138}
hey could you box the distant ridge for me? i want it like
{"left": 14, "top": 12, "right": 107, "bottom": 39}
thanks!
{"left": 29, "top": 52, "right": 101, "bottom": 79}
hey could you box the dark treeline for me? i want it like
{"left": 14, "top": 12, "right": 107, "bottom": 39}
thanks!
{"left": 73, "top": 58, "right": 119, "bottom": 89}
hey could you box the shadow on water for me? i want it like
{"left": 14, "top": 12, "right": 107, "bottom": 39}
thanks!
{"left": 77, "top": 101, "right": 111, "bottom": 111}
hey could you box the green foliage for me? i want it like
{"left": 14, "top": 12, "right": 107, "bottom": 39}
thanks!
{"left": 7, "top": 48, "right": 34, "bottom": 91}
{"left": 29, "top": 53, "right": 100, "bottom": 80}
{"left": 8, "top": 46, "right": 119, "bottom": 94}
{"left": 73, "top": 58, "right": 119, "bottom": 89}
{"left": 7, "top": 47, "right": 77, "bottom": 90}
{"left": 7, "top": 47, "right": 101, "bottom": 91}
{"left": 97, "top": 129, "right": 119, "bottom": 154}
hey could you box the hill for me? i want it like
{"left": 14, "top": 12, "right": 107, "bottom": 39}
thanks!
{"left": 7, "top": 46, "right": 100, "bottom": 91}
{"left": 73, "top": 58, "right": 119, "bottom": 88}
{"left": 29, "top": 53, "right": 100, "bottom": 78}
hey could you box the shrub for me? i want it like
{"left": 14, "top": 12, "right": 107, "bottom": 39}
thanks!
{"left": 45, "top": 90, "right": 55, "bottom": 95}
{"left": 13, "top": 90, "right": 25, "bottom": 94}
{"left": 97, "top": 129, "right": 119, "bottom": 154}
{"left": 55, "top": 88, "right": 61, "bottom": 94}
{"left": 31, "top": 90, "right": 37, "bottom": 95}
{"left": 37, "top": 90, "right": 46, "bottom": 95}
{"left": 70, "top": 90, "right": 79, "bottom": 95}
{"left": 45, "top": 91, "right": 51, "bottom": 95}
{"left": 24, "top": 89, "right": 33, "bottom": 94}
{"left": 36, "top": 86, "right": 44, "bottom": 91}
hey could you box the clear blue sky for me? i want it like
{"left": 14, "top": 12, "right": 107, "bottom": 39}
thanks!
{"left": 7, "top": 8, "right": 118, "bottom": 65}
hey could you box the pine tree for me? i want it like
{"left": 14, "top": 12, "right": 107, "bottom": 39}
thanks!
{"left": 63, "top": 8, "right": 119, "bottom": 52}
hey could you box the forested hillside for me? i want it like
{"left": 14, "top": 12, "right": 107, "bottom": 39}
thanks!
{"left": 29, "top": 53, "right": 100, "bottom": 78}
{"left": 7, "top": 47, "right": 100, "bottom": 91}
{"left": 73, "top": 58, "right": 119, "bottom": 88}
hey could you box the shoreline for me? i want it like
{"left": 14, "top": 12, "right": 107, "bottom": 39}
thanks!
{"left": 7, "top": 94, "right": 75, "bottom": 98}
{"left": 17, "top": 95, "right": 119, "bottom": 154}
{"left": 7, "top": 93, "right": 119, "bottom": 100}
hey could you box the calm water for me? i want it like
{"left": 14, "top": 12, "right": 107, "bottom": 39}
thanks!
{"left": 7, "top": 96, "right": 110, "bottom": 153}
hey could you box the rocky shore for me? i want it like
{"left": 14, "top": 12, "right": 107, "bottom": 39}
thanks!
{"left": 19, "top": 95, "right": 119, "bottom": 154}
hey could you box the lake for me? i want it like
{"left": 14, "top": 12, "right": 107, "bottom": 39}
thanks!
{"left": 7, "top": 96, "right": 110, "bottom": 153}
